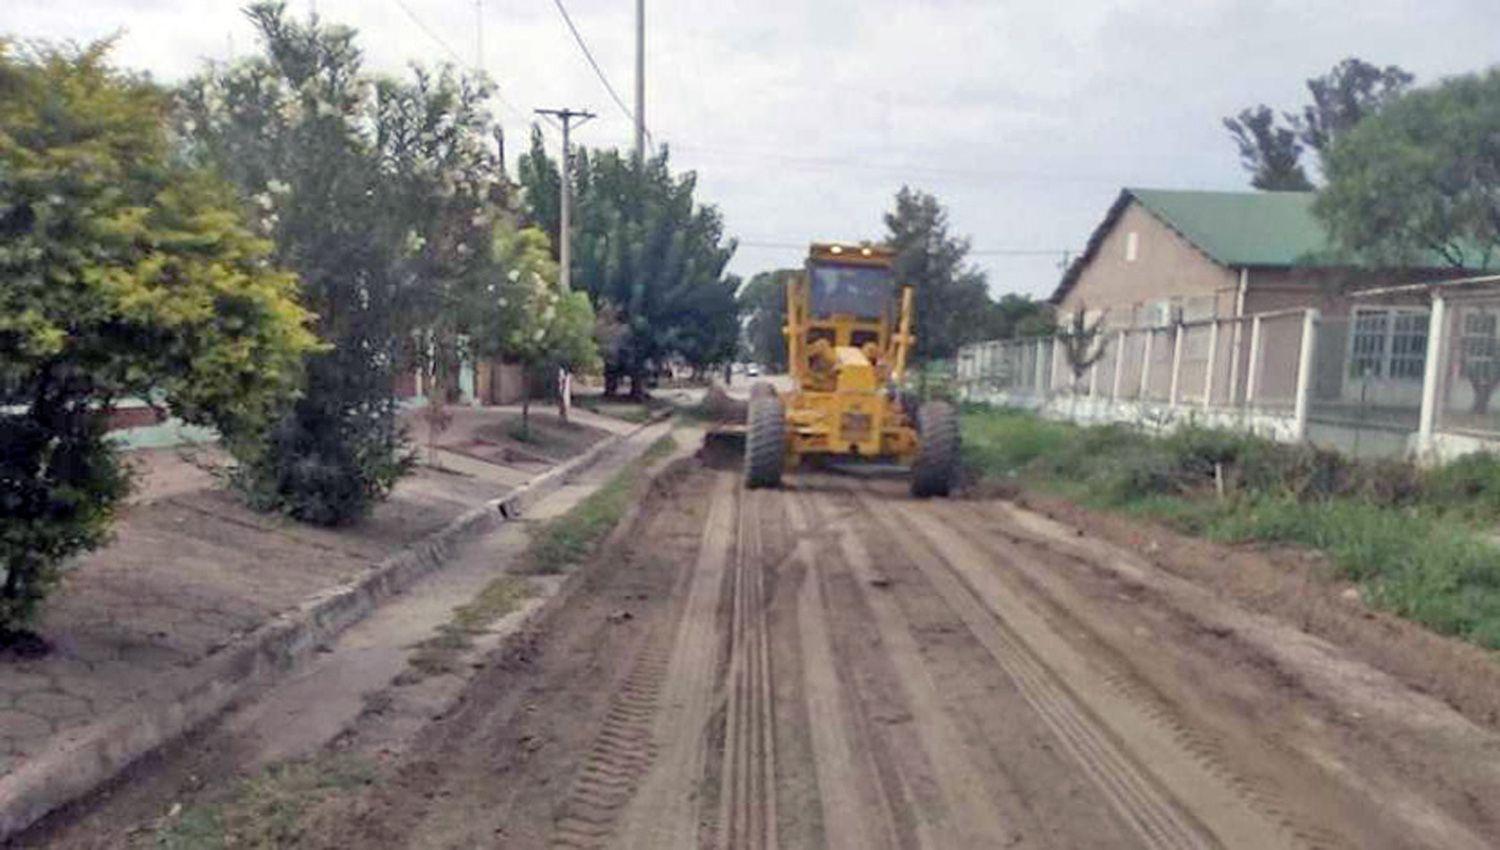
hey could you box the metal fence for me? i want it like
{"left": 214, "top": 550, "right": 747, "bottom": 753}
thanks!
{"left": 957, "top": 308, "right": 1317, "bottom": 441}
{"left": 957, "top": 309, "right": 1314, "bottom": 415}
{"left": 1434, "top": 293, "right": 1500, "bottom": 438}
{"left": 1306, "top": 313, "right": 1424, "bottom": 434}
{"left": 960, "top": 279, "right": 1500, "bottom": 460}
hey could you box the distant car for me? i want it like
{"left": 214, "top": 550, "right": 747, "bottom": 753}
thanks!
{"left": 746, "top": 364, "right": 762, "bottom": 377}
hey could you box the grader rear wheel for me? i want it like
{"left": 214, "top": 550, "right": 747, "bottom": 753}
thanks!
{"left": 911, "top": 400, "right": 959, "bottom": 497}
{"left": 744, "top": 388, "right": 786, "bottom": 489}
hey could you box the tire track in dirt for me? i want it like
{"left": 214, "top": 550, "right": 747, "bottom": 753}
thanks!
{"left": 612, "top": 471, "right": 739, "bottom": 849}
{"left": 717, "top": 487, "right": 779, "bottom": 849}
{"left": 864, "top": 488, "right": 1307, "bottom": 850}
{"left": 959, "top": 498, "right": 1496, "bottom": 850}
{"left": 784, "top": 492, "right": 901, "bottom": 850}
{"left": 548, "top": 641, "right": 672, "bottom": 848}
{"left": 852, "top": 487, "right": 1218, "bottom": 849}
{"left": 798, "top": 484, "right": 1013, "bottom": 848}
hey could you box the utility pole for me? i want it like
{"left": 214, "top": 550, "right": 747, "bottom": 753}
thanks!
{"left": 634, "top": 0, "right": 645, "bottom": 161}
{"left": 474, "top": 0, "right": 484, "bottom": 71}
{"left": 533, "top": 108, "right": 595, "bottom": 292}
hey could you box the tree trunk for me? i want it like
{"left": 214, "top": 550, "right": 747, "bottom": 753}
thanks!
{"left": 604, "top": 369, "right": 620, "bottom": 397}
{"left": 1471, "top": 378, "right": 1498, "bottom": 415}
{"left": 629, "top": 366, "right": 647, "bottom": 401}
{"left": 520, "top": 366, "right": 531, "bottom": 439}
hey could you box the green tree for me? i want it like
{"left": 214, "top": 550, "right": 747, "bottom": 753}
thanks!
{"left": 739, "top": 269, "right": 797, "bottom": 371}
{"left": 990, "top": 293, "right": 1055, "bottom": 339}
{"left": 468, "top": 221, "right": 599, "bottom": 433}
{"left": 1315, "top": 69, "right": 1500, "bottom": 272}
{"left": 177, "top": 3, "right": 506, "bottom": 524}
{"left": 0, "top": 41, "right": 315, "bottom": 636}
{"left": 1316, "top": 69, "right": 1500, "bottom": 412}
{"left": 517, "top": 140, "right": 739, "bottom": 397}
{"left": 884, "top": 187, "right": 996, "bottom": 361}
{"left": 1223, "top": 106, "right": 1313, "bottom": 191}
{"left": 1293, "top": 58, "right": 1414, "bottom": 155}
{"left": 1225, "top": 57, "right": 1413, "bottom": 190}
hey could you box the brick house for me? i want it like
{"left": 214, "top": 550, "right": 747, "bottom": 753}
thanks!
{"left": 1051, "top": 188, "right": 1484, "bottom": 413}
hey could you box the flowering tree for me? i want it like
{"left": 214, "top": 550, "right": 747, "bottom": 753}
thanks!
{"left": 176, "top": 3, "right": 506, "bottom": 524}
{"left": 467, "top": 221, "right": 599, "bottom": 434}
{"left": 0, "top": 42, "right": 315, "bottom": 637}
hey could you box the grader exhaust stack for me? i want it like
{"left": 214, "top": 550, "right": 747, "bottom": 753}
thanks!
{"left": 743, "top": 242, "right": 959, "bottom": 496}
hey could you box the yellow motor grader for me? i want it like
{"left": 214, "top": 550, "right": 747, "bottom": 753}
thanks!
{"left": 744, "top": 242, "right": 959, "bottom": 496}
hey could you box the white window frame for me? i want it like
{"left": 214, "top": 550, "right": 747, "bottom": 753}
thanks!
{"left": 1347, "top": 306, "right": 1429, "bottom": 383}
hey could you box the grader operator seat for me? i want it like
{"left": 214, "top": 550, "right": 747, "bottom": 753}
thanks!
{"left": 743, "top": 242, "right": 959, "bottom": 497}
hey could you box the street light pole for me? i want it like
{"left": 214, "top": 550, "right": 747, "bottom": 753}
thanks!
{"left": 533, "top": 108, "right": 595, "bottom": 292}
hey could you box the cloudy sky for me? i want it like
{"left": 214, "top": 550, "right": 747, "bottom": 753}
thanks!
{"left": 6, "top": 0, "right": 1500, "bottom": 298}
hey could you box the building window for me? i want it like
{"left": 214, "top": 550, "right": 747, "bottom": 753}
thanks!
{"left": 1460, "top": 310, "right": 1500, "bottom": 383}
{"left": 1349, "top": 308, "right": 1428, "bottom": 381}
{"left": 1125, "top": 231, "right": 1139, "bottom": 262}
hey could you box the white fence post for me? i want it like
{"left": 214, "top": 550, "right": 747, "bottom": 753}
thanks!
{"left": 1168, "top": 323, "right": 1185, "bottom": 406}
{"left": 1203, "top": 320, "right": 1219, "bottom": 409}
{"left": 1292, "top": 309, "right": 1319, "bottom": 441}
{"left": 1418, "top": 294, "right": 1447, "bottom": 454}
{"left": 1139, "top": 329, "right": 1154, "bottom": 399}
{"left": 1111, "top": 330, "right": 1127, "bottom": 400}
{"left": 1245, "top": 315, "right": 1263, "bottom": 407}
{"left": 1033, "top": 338, "right": 1047, "bottom": 396}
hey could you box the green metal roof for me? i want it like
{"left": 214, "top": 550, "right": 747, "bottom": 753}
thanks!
{"left": 1126, "top": 188, "right": 1329, "bottom": 267}
{"left": 1051, "top": 187, "right": 1494, "bottom": 305}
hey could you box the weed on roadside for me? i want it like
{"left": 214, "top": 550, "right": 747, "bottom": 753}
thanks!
{"left": 962, "top": 409, "right": 1500, "bottom": 650}
{"left": 525, "top": 433, "right": 678, "bottom": 575}
{"left": 405, "top": 574, "right": 534, "bottom": 679}
{"left": 141, "top": 756, "right": 376, "bottom": 850}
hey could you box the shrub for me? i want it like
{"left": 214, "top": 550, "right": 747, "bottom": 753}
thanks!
{"left": 0, "top": 42, "right": 314, "bottom": 634}
{"left": 1424, "top": 452, "right": 1500, "bottom": 519}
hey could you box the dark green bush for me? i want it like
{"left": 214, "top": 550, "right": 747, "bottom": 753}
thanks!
{"left": 231, "top": 384, "right": 413, "bottom": 527}
{"left": 1424, "top": 452, "right": 1500, "bottom": 519}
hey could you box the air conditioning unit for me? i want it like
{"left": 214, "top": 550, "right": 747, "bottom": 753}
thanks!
{"left": 1147, "top": 301, "right": 1182, "bottom": 328}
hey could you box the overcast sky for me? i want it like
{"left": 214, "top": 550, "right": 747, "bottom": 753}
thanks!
{"left": 7, "top": 0, "right": 1500, "bottom": 299}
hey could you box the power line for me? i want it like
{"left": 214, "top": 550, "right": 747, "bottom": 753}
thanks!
{"left": 673, "top": 143, "right": 1122, "bottom": 186}
{"left": 387, "top": 0, "right": 538, "bottom": 131}
{"left": 736, "top": 240, "right": 1074, "bottom": 258}
{"left": 549, "top": 0, "right": 651, "bottom": 146}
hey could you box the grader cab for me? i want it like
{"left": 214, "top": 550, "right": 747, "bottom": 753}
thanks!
{"left": 743, "top": 242, "right": 959, "bottom": 496}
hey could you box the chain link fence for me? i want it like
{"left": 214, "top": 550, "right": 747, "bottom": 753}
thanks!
{"left": 1435, "top": 295, "right": 1500, "bottom": 437}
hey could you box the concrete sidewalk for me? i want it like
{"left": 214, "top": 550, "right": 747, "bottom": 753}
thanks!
{"left": 0, "top": 406, "right": 647, "bottom": 837}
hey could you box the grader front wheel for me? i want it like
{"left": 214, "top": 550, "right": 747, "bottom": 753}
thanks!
{"left": 744, "top": 387, "right": 786, "bottom": 489}
{"left": 911, "top": 400, "right": 959, "bottom": 497}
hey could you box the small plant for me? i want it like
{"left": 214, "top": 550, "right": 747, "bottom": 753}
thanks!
{"left": 524, "top": 434, "right": 676, "bottom": 574}
{"left": 959, "top": 407, "right": 1500, "bottom": 650}
{"left": 1060, "top": 305, "right": 1108, "bottom": 390}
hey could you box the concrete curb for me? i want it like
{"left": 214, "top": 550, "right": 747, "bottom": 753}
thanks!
{"left": 0, "top": 415, "right": 667, "bottom": 839}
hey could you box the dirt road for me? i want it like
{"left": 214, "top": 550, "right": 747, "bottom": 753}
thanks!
{"left": 205, "top": 447, "right": 1488, "bottom": 850}
{"left": 30, "top": 449, "right": 1500, "bottom": 848}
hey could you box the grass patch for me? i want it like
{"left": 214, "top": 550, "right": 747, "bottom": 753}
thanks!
{"left": 524, "top": 433, "right": 678, "bottom": 575}
{"left": 406, "top": 574, "right": 534, "bottom": 678}
{"left": 140, "top": 757, "right": 375, "bottom": 849}
{"left": 575, "top": 396, "right": 662, "bottom": 424}
{"left": 962, "top": 407, "right": 1500, "bottom": 650}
